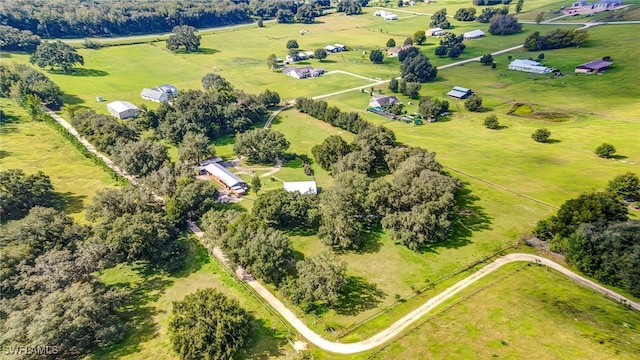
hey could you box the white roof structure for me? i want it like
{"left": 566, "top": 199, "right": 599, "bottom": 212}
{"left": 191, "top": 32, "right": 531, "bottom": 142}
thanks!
{"left": 156, "top": 84, "right": 178, "bottom": 95}
{"left": 203, "top": 163, "right": 246, "bottom": 189}
{"left": 508, "top": 59, "right": 552, "bottom": 74}
{"left": 283, "top": 181, "right": 317, "bottom": 195}
{"left": 141, "top": 88, "right": 167, "bottom": 102}
{"left": 464, "top": 29, "right": 485, "bottom": 39}
{"left": 384, "top": 13, "right": 399, "bottom": 20}
{"left": 107, "top": 100, "right": 138, "bottom": 113}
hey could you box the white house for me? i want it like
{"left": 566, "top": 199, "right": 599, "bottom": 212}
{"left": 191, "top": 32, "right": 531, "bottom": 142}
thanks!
{"left": 140, "top": 88, "right": 168, "bottom": 102}
{"left": 508, "top": 59, "right": 552, "bottom": 74}
{"left": 282, "top": 66, "right": 325, "bottom": 79}
{"left": 463, "top": 29, "right": 485, "bottom": 39}
{"left": 106, "top": 101, "right": 138, "bottom": 120}
{"left": 283, "top": 181, "right": 317, "bottom": 195}
{"left": 384, "top": 13, "right": 399, "bottom": 20}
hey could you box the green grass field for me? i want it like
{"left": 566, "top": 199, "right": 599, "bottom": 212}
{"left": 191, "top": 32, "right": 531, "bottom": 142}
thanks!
{"left": 0, "top": 99, "right": 119, "bottom": 222}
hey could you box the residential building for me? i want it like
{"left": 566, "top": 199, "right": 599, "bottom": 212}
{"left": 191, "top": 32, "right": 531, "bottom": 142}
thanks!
{"left": 106, "top": 100, "right": 138, "bottom": 120}
{"left": 282, "top": 66, "right": 325, "bottom": 79}
{"left": 203, "top": 163, "right": 247, "bottom": 195}
{"left": 283, "top": 181, "right": 318, "bottom": 195}
{"left": 508, "top": 59, "right": 553, "bottom": 74}
{"left": 387, "top": 44, "right": 411, "bottom": 57}
{"left": 575, "top": 59, "right": 613, "bottom": 74}
{"left": 369, "top": 94, "right": 401, "bottom": 108}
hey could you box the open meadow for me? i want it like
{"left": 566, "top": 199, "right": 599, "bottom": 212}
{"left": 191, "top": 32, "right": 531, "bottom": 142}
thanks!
{"left": 2, "top": 1, "right": 640, "bottom": 358}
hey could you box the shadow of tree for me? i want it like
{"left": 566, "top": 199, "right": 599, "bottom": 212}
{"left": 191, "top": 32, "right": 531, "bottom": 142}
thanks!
{"left": 0, "top": 150, "right": 10, "bottom": 159}
{"left": 61, "top": 68, "right": 109, "bottom": 77}
{"left": 55, "top": 191, "right": 86, "bottom": 215}
{"left": 241, "top": 318, "right": 286, "bottom": 360}
{"left": 333, "top": 276, "right": 386, "bottom": 316}
{"left": 194, "top": 48, "right": 220, "bottom": 55}
{"left": 170, "top": 236, "right": 210, "bottom": 279}
{"left": 355, "top": 224, "right": 383, "bottom": 254}
{"left": 62, "top": 93, "right": 86, "bottom": 105}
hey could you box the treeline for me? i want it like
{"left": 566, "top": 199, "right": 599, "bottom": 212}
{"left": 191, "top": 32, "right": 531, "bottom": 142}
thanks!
{"left": 524, "top": 28, "right": 590, "bottom": 51}
{"left": 0, "top": 25, "right": 40, "bottom": 51}
{"left": 0, "top": 0, "right": 338, "bottom": 39}
{"left": 0, "top": 63, "right": 63, "bottom": 107}
{"left": 295, "top": 97, "right": 372, "bottom": 134}
{"left": 533, "top": 173, "right": 640, "bottom": 297}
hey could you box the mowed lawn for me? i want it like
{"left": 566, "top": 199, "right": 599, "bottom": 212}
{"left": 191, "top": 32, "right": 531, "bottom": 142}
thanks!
{"left": 0, "top": 99, "right": 119, "bottom": 221}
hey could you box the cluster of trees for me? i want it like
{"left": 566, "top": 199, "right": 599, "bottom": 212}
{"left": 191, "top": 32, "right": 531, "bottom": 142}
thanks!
{"left": 150, "top": 74, "right": 269, "bottom": 144}
{"left": 532, "top": 179, "right": 639, "bottom": 296}
{"left": 430, "top": 9, "right": 451, "bottom": 29}
{"left": 71, "top": 110, "right": 140, "bottom": 152}
{"left": 0, "top": 169, "right": 56, "bottom": 220}
{"left": 295, "top": 97, "right": 372, "bottom": 134}
{"left": 0, "top": 25, "right": 41, "bottom": 52}
{"left": 418, "top": 97, "right": 450, "bottom": 121}
{"left": 389, "top": 77, "right": 422, "bottom": 99}
{"left": 0, "top": 63, "right": 63, "bottom": 107}
{"left": 337, "top": 0, "right": 368, "bottom": 15}
{"left": 232, "top": 128, "right": 290, "bottom": 164}
{"left": 524, "top": 28, "right": 590, "bottom": 51}
{"left": 29, "top": 40, "right": 84, "bottom": 72}
{"left": 369, "top": 49, "right": 385, "bottom": 64}
{"left": 474, "top": 0, "right": 512, "bottom": 5}
{"left": 166, "top": 25, "right": 201, "bottom": 53}
{"left": 488, "top": 14, "right": 522, "bottom": 35}
{"left": 252, "top": 189, "right": 319, "bottom": 229}
{"left": 454, "top": 8, "right": 477, "bottom": 21}
{"left": 398, "top": 46, "right": 438, "bottom": 82}
{"left": 435, "top": 33, "right": 466, "bottom": 59}
{"left": 464, "top": 95, "right": 484, "bottom": 112}
{"left": 0, "top": 0, "right": 255, "bottom": 38}
{"left": 477, "top": 6, "right": 510, "bottom": 23}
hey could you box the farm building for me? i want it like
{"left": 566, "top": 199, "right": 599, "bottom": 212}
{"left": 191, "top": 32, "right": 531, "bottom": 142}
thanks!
{"left": 283, "top": 66, "right": 325, "bottom": 79}
{"left": 325, "top": 45, "right": 338, "bottom": 53}
{"left": 374, "top": 10, "right": 389, "bottom": 17}
{"left": 575, "top": 59, "right": 613, "bottom": 74}
{"left": 334, "top": 44, "right": 347, "bottom": 51}
{"left": 447, "top": 86, "right": 473, "bottom": 99}
{"left": 369, "top": 94, "right": 401, "bottom": 108}
{"left": 427, "top": 27, "right": 444, "bottom": 36}
{"left": 508, "top": 59, "right": 553, "bottom": 74}
{"left": 384, "top": 13, "right": 399, "bottom": 20}
{"left": 464, "top": 30, "right": 485, "bottom": 39}
{"left": 304, "top": 51, "right": 315, "bottom": 58}
{"left": 106, "top": 100, "right": 138, "bottom": 120}
{"left": 283, "top": 181, "right": 317, "bottom": 195}
{"left": 387, "top": 44, "right": 411, "bottom": 56}
{"left": 140, "top": 84, "right": 177, "bottom": 102}
{"left": 203, "top": 163, "right": 247, "bottom": 195}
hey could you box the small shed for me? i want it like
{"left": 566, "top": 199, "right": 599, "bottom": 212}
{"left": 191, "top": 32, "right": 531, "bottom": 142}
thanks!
{"left": 283, "top": 181, "right": 318, "bottom": 195}
{"left": 463, "top": 29, "right": 485, "bottom": 39}
{"left": 575, "top": 59, "right": 613, "bottom": 74}
{"left": 106, "top": 101, "right": 138, "bottom": 120}
{"left": 384, "top": 13, "right": 399, "bottom": 20}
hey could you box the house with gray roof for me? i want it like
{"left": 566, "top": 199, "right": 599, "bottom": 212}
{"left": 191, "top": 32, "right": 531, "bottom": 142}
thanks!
{"left": 369, "top": 94, "right": 401, "bottom": 108}
{"left": 140, "top": 84, "right": 178, "bottom": 102}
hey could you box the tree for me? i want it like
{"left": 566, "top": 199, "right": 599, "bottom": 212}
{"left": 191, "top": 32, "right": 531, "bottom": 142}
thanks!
{"left": 87, "top": 186, "right": 162, "bottom": 222}
{"left": 166, "top": 25, "right": 201, "bottom": 52}
{"left": 404, "top": 37, "right": 414, "bottom": 46}
{"left": 401, "top": 54, "right": 438, "bottom": 83}
{"left": 488, "top": 14, "right": 522, "bottom": 35}
{"left": 314, "top": 48, "right": 328, "bottom": 61}
{"left": 430, "top": 9, "right": 450, "bottom": 29}
{"left": 535, "top": 12, "right": 545, "bottom": 24}
{"left": 251, "top": 174, "right": 262, "bottom": 194}
{"left": 447, "top": 45, "right": 462, "bottom": 59}
{"left": 252, "top": 189, "right": 319, "bottom": 229}
{"left": 112, "top": 139, "right": 168, "bottom": 176}
{"left": 483, "top": 115, "right": 500, "bottom": 129}
{"left": 258, "top": 89, "right": 281, "bottom": 107}
{"left": 169, "top": 288, "right": 254, "bottom": 360}
{"left": 388, "top": 77, "right": 399, "bottom": 93}
{"left": 201, "top": 73, "right": 232, "bottom": 92}
{"left": 608, "top": 173, "right": 640, "bottom": 200}
{"left": 454, "top": 8, "right": 477, "bottom": 21}
{"left": 524, "top": 28, "right": 589, "bottom": 51}
{"left": 537, "top": 53, "right": 545, "bottom": 60}
{"left": 267, "top": 54, "right": 278, "bottom": 71}
{"left": 398, "top": 0, "right": 404, "bottom": 7}
{"left": 480, "top": 53, "right": 494, "bottom": 65}
{"left": 166, "top": 179, "right": 218, "bottom": 224}
{"left": 403, "top": 82, "right": 422, "bottom": 99}
{"left": 233, "top": 128, "right": 290, "bottom": 164}
{"left": 412, "top": 30, "right": 427, "bottom": 45}
{"left": 294, "top": 252, "right": 347, "bottom": 307}
{"left": 531, "top": 128, "right": 551, "bottom": 143}
{"left": 275, "top": 9, "right": 295, "bottom": 23}
{"left": 418, "top": 96, "right": 449, "bottom": 120}
{"left": 434, "top": 45, "right": 448, "bottom": 57}
{"left": 286, "top": 39, "right": 299, "bottom": 49}
{"left": 311, "top": 135, "right": 352, "bottom": 171}
{"left": 369, "top": 49, "right": 384, "bottom": 64}
{"left": 178, "top": 131, "right": 213, "bottom": 164}
{"left": 386, "top": 38, "right": 396, "bottom": 48}
{"left": 29, "top": 40, "right": 84, "bottom": 72}
{"left": 515, "top": 0, "right": 524, "bottom": 13}
{"left": 464, "top": 94, "right": 483, "bottom": 112}
{"left": 337, "top": 0, "right": 363, "bottom": 15}
{"left": 595, "top": 143, "right": 616, "bottom": 158}
{"left": 477, "top": 6, "right": 509, "bottom": 23}
{"left": 0, "top": 169, "right": 56, "bottom": 221}
{"left": 257, "top": 17, "right": 264, "bottom": 27}
{"left": 398, "top": 46, "right": 419, "bottom": 62}
{"left": 296, "top": 4, "right": 316, "bottom": 23}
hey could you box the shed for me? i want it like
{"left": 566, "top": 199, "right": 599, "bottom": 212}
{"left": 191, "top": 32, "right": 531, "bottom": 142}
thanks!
{"left": 203, "top": 163, "right": 247, "bottom": 195}
{"left": 106, "top": 101, "right": 138, "bottom": 120}
{"left": 463, "top": 29, "right": 485, "bottom": 39}
{"left": 508, "top": 59, "right": 552, "bottom": 74}
{"left": 283, "top": 181, "right": 317, "bottom": 195}
{"left": 384, "top": 13, "right": 399, "bottom": 20}
{"left": 324, "top": 45, "right": 337, "bottom": 52}
{"left": 575, "top": 59, "right": 613, "bottom": 74}
{"left": 141, "top": 88, "right": 168, "bottom": 102}
{"left": 427, "top": 27, "right": 443, "bottom": 36}
{"left": 334, "top": 44, "right": 347, "bottom": 51}
{"left": 447, "top": 86, "right": 473, "bottom": 99}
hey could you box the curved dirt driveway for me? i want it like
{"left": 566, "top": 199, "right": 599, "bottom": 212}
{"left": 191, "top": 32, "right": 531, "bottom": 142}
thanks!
{"left": 189, "top": 221, "right": 640, "bottom": 355}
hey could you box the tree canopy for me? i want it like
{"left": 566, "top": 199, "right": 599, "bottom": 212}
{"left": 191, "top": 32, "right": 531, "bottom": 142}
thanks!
{"left": 531, "top": 128, "right": 551, "bottom": 143}
{"left": 0, "top": 169, "right": 56, "bottom": 221}
{"left": 166, "top": 25, "right": 201, "bottom": 52}
{"left": 595, "top": 143, "right": 616, "bottom": 158}
{"left": 169, "top": 288, "right": 254, "bottom": 360}
{"left": 430, "top": 9, "right": 450, "bottom": 29}
{"left": 311, "top": 135, "right": 352, "bottom": 171}
{"left": 252, "top": 189, "right": 319, "bottom": 229}
{"left": 112, "top": 139, "right": 168, "bottom": 176}
{"left": 233, "top": 128, "right": 290, "bottom": 164}
{"left": 369, "top": 49, "right": 384, "bottom": 64}
{"left": 29, "top": 40, "right": 84, "bottom": 72}
{"left": 524, "top": 28, "right": 589, "bottom": 51}
{"left": 400, "top": 53, "right": 438, "bottom": 83}
{"left": 607, "top": 172, "right": 640, "bottom": 200}
{"left": 0, "top": 25, "right": 41, "bottom": 52}
{"left": 488, "top": 14, "right": 522, "bottom": 35}
{"left": 454, "top": 8, "right": 477, "bottom": 21}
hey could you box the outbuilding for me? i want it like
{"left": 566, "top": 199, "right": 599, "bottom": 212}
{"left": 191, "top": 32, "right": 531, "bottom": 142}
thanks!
{"left": 106, "top": 101, "right": 138, "bottom": 120}
{"left": 324, "top": 45, "right": 337, "bottom": 53}
{"left": 575, "top": 59, "right": 613, "bottom": 74}
{"left": 203, "top": 163, "right": 247, "bottom": 195}
{"left": 384, "top": 13, "right": 399, "bottom": 20}
{"left": 447, "top": 86, "right": 473, "bottom": 99}
{"left": 427, "top": 27, "right": 444, "bottom": 36}
{"left": 283, "top": 181, "right": 318, "bottom": 195}
{"left": 463, "top": 29, "right": 485, "bottom": 39}
{"left": 140, "top": 88, "right": 168, "bottom": 102}
{"left": 508, "top": 59, "right": 552, "bottom": 74}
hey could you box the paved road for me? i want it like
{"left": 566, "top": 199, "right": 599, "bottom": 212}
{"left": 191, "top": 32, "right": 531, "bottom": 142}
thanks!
{"left": 188, "top": 221, "right": 640, "bottom": 354}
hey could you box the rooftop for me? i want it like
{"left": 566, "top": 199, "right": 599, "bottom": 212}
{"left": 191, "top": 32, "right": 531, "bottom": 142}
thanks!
{"left": 283, "top": 181, "right": 318, "bottom": 195}
{"left": 203, "top": 163, "right": 245, "bottom": 188}
{"left": 107, "top": 100, "right": 138, "bottom": 113}
{"left": 576, "top": 59, "right": 613, "bottom": 70}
